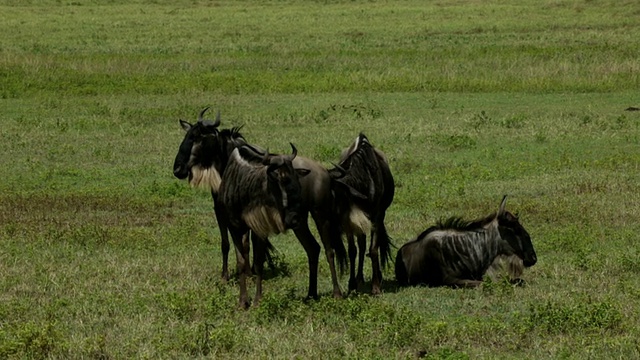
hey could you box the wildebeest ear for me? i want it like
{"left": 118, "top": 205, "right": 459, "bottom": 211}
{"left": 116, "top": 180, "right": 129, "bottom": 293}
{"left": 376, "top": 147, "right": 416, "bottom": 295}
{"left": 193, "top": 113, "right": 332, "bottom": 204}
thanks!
{"left": 335, "top": 180, "right": 367, "bottom": 200}
{"left": 498, "top": 195, "right": 508, "bottom": 216}
{"left": 358, "top": 132, "right": 369, "bottom": 145}
{"left": 179, "top": 120, "right": 192, "bottom": 132}
{"left": 295, "top": 168, "right": 311, "bottom": 178}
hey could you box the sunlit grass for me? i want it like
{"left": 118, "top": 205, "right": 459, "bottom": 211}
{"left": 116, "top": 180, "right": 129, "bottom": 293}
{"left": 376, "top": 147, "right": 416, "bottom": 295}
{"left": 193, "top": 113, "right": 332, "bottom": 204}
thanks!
{"left": 2, "top": 0, "right": 640, "bottom": 358}
{"left": 1, "top": 0, "right": 639, "bottom": 97}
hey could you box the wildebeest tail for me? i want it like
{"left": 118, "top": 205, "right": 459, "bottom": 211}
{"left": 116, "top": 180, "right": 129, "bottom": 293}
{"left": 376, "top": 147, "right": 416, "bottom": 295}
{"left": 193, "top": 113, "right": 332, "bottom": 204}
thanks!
{"left": 379, "top": 221, "right": 393, "bottom": 269}
{"left": 264, "top": 237, "right": 277, "bottom": 270}
{"left": 330, "top": 223, "right": 348, "bottom": 274}
{"left": 394, "top": 249, "right": 408, "bottom": 286}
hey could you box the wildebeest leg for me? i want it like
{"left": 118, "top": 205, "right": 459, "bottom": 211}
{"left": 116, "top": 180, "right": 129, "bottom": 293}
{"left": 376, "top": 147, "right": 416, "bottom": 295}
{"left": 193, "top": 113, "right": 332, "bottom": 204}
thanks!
{"left": 231, "top": 229, "right": 251, "bottom": 309}
{"left": 251, "top": 232, "right": 267, "bottom": 307}
{"left": 449, "top": 279, "right": 483, "bottom": 288}
{"left": 316, "top": 219, "right": 343, "bottom": 298}
{"left": 347, "top": 232, "right": 358, "bottom": 292}
{"left": 356, "top": 233, "right": 366, "bottom": 288}
{"left": 213, "top": 197, "right": 231, "bottom": 281}
{"left": 369, "top": 226, "right": 382, "bottom": 295}
{"left": 293, "top": 225, "right": 321, "bottom": 300}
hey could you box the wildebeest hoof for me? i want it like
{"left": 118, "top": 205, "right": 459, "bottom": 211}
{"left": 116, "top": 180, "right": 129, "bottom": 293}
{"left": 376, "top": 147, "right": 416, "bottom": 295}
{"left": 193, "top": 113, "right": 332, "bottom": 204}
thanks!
{"left": 510, "top": 278, "right": 526, "bottom": 286}
{"left": 304, "top": 294, "right": 319, "bottom": 303}
{"left": 238, "top": 300, "right": 250, "bottom": 310}
{"left": 348, "top": 280, "right": 358, "bottom": 293}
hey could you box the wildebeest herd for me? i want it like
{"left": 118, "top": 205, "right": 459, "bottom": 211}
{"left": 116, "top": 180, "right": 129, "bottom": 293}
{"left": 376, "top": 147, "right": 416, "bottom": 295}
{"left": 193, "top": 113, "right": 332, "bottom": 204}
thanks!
{"left": 173, "top": 108, "right": 538, "bottom": 308}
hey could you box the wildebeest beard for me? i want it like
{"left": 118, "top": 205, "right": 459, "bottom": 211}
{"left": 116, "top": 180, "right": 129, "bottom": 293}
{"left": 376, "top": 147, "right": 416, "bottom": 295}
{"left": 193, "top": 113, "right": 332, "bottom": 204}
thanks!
{"left": 242, "top": 206, "right": 286, "bottom": 239}
{"left": 188, "top": 129, "right": 248, "bottom": 192}
{"left": 189, "top": 164, "right": 223, "bottom": 191}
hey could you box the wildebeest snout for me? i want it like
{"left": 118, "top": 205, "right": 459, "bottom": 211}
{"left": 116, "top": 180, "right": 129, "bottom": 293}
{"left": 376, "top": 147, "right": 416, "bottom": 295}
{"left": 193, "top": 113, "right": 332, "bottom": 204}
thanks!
{"left": 284, "top": 211, "right": 302, "bottom": 230}
{"left": 523, "top": 251, "right": 537, "bottom": 268}
{"left": 173, "top": 164, "right": 189, "bottom": 179}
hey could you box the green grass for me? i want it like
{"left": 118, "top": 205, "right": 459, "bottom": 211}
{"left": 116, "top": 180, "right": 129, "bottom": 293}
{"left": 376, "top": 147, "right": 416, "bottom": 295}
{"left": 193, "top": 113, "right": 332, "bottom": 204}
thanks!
{"left": 2, "top": 0, "right": 640, "bottom": 358}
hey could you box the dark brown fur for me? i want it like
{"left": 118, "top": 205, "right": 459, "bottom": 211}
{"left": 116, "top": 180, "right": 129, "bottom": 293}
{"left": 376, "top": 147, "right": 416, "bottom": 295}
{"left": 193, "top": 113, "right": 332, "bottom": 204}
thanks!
{"left": 219, "top": 144, "right": 309, "bottom": 308}
{"left": 329, "top": 133, "right": 395, "bottom": 295}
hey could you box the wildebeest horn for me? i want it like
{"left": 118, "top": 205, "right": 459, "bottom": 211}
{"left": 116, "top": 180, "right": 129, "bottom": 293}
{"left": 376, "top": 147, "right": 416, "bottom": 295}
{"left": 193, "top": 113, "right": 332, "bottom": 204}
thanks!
{"left": 197, "top": 107, "right": 210, "bottom": 123}
{"left": 288, "top": 143, "right": 298, "bottom": 161}
{"left": 498, "top": 195, "right": 508, "bottom": 216}
{"left": 213, "top": 110, "right": 221, "bottom": 127}
{"left": 197, "top": 107, "right": 221, "bottom": 129}
{"left": 330, "top": 163, "right": 347, "bottom": 179}
{"left": 263, "top": 149, "right": 272, "bottom": 165}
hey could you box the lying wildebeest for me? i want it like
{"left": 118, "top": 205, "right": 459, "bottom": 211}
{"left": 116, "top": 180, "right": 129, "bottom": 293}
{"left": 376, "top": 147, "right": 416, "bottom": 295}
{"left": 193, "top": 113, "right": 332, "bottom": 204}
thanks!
{"left": 395, "top": 196, "right": 537, "bottom": 287}
{"left": 218, "top": 143, "right": 312, "bottom": 308}
{"left": 173, "top": 108, "right": 276, "bottom": 280}
{"left": 174, "top": 108, "right": 347, "bottom": 298}
{"left": 328, "top": 133, "right": 395, "bottom": 295}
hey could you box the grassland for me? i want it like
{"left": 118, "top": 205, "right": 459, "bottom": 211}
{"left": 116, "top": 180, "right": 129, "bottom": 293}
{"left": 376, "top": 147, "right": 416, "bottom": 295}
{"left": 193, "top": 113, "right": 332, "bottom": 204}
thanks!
{"left": 1, "top": 0, "right": 640, "bottom": 358}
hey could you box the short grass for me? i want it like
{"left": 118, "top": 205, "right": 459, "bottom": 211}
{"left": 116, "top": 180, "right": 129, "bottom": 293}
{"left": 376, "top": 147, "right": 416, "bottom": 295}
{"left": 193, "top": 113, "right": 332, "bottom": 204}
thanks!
{"left": 1, "top": 0, "right": 640, "bottom": 358}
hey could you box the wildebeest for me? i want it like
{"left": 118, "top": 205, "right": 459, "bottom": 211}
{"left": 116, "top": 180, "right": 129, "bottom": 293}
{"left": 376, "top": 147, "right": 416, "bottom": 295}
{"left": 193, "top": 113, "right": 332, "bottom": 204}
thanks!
{"left": 394, "top": 196, "right": 537, "bottom": 287}
{"left": 328, "top": 133, "right": 395, "bottom": 295}
{"left": 218, "top": 143, "right": 312, "bottom": 308}
{"left": 223, "top": 137, "right": 348, "bottom": 299}
{"left": 173, "top": 108, "right": 268, "bottom": 281}
{"left": 173, "top": 108, "right": 347, "bottom": 299}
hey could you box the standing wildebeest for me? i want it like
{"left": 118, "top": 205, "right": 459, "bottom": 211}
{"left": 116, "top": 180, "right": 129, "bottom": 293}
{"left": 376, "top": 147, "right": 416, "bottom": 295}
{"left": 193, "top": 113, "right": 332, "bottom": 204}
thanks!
{"left": 218, "top": 143, "right": 311, "bottom": 308}
{"left": 328, "top": 133, "right": 395, "bottom": 295}
{"left": 394, "top": 196, "right": 537, "bottom": 287}
{"left": 219, "top": 134, "right": 348, "bottom": 299}
{"left": 173, "top": 108, "right": 257, "bottom": 281}
{"left": 173, "top": 108, "right": 347, "bottom": 298}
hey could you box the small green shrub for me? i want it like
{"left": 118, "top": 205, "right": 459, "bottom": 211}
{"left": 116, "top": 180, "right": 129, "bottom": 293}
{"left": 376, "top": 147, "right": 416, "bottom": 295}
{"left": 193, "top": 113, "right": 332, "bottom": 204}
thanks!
{"left": 619, "top": 250, "right": 640, "bottom": 274}
{"left": 313, "top": 103, "right": 382, "bottom": 123}
{"left": 251, "top": 286, "right": 302, "bottom": 325}
{"left": 199, "top": 319, "right": 246, "bottom": 355}
{"left": 420, "top": 347, "right": 469, "bottom": 360}
{"left": 0, "top": 321, "right": 67, "bottom": 359}
{"left": 468, "top": 110, "right": 491, "bottom": 130}
{"left": 526, "top": 299, "right": 623, "bottom": 334}
{"left": 314, "top": 143, "right": 341, "bottom": 162}
{"left": 499, "top": 114, "right": 527, "bottom": 129}
{"left": 430, "top": 134, "right": 476, "bottom": 151}
{"left": 156, "top": 292, "right": 198, "bottom": 321}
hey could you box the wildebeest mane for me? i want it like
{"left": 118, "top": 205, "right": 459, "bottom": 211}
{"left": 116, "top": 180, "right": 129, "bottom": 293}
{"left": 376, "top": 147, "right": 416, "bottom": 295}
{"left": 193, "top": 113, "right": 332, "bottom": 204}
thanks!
{"left": 434, "top": 213, "right": 497, "bottom": 232}
{"left": 336, "top": 139, "right": 382, "bottom": 203}
{"left": 236, "top": 144, "right": 268, "bottom": 164}
{"left": 218, "top": 126, "right": 246, "bottom": 141}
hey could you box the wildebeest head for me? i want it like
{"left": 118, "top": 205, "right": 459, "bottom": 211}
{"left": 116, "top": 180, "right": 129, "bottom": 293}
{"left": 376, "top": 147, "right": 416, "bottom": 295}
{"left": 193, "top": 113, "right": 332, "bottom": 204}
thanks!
{"left": 496, "top": 196, "right": 537, "bottom": 268}
{"left": 172, "top": 107, "right": 221, "bottom": 181}
{"left": 241, "top": 143, "right": 310, "bottom": 230}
